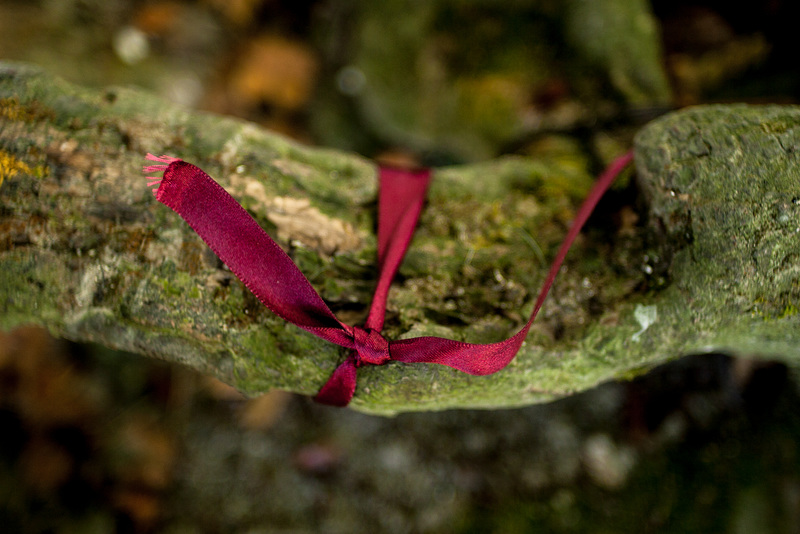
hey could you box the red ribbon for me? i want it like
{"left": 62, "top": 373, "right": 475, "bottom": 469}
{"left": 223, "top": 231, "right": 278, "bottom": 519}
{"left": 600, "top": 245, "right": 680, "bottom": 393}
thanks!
{"left": 144, "top": 151, "right": 633, "bottom": 406}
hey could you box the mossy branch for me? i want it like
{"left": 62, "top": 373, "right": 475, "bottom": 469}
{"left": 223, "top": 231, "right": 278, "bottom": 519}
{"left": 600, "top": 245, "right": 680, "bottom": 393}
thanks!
{"left": 2, "top": 63, "right": 799, "bottom": 414}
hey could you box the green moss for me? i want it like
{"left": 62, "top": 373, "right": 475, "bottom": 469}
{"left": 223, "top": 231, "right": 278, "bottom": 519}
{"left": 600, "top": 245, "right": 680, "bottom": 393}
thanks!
{"left": 154, "top": 269, "right": 202, "bottom": 300}
{"left": 0, "top": 249, "right": 72, "bottom": 330}
{"left": 779, "top": 304, "right": 800, "bottom": 320}
{"left": 229, "top": 322, "right": 337, "bottom": 396}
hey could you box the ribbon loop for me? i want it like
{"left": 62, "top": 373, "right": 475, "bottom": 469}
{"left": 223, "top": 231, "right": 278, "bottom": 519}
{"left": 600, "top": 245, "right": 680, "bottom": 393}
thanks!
{"left": 351, "top": 327, "right": 391, "bottom": 366}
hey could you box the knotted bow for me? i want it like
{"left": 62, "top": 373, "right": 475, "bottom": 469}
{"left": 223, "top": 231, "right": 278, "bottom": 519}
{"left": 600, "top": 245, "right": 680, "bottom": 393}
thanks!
{"left": 144, "top": 151, "right": 633, "bottom": 406}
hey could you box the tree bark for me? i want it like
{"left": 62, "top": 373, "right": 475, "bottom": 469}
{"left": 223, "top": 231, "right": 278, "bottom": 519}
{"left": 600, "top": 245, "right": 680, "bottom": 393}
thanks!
{"left": 2, "top": 62, "right": 798, "bottom": 413}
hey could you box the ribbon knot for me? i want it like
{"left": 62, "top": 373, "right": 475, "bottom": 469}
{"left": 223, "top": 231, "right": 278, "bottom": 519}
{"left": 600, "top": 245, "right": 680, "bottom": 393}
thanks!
{"left": 144, "top": 152, "right": 633, "bottom": 407}
{"left": 351, "top": 327, "right": 390, "bottom": 366}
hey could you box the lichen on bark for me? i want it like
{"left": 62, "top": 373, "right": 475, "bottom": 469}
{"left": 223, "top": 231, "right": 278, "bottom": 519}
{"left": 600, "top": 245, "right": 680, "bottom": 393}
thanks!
{"left": 1, "top": 62, "right": 798, "bottom": 414}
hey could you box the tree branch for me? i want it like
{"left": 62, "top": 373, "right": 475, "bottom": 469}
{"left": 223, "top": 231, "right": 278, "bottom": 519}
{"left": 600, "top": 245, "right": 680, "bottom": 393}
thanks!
{"left": 2, "top": 62, "right": 798, "bottom": 413}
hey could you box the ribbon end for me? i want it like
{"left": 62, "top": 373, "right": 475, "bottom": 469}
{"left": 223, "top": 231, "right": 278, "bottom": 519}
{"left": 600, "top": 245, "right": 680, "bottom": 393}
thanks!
{"left": 143, "top": 153, "right": 181, "bottom": 196}
{"left": 314, "top": 357, "right": 358, "bottom": 407}
{"left": 145, "top": 153, "right": 181, "bottom": 165}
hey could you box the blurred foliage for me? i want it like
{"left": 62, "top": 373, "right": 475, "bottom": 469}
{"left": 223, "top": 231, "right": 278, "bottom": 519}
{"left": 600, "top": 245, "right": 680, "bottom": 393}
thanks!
{"left": 1, "top": 0, "right": 798, "bottom": 161}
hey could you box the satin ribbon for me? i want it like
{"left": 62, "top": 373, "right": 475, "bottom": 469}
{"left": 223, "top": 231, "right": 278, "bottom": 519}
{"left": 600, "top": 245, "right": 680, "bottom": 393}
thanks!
{"left": 144, "top": 151, "right": 633, "bottom": 406}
